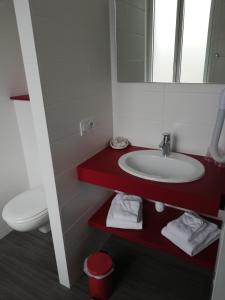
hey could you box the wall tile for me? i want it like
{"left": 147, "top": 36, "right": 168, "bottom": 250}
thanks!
{"left": 115, "top": 115, "right": 163, "bottom": 148}
{"left": 46, "top": 95, "right": 112, "bottom": 142}
{"left": 114, "top": 82, "right": 225, "bottom": 155}
{"left": 165, "top": 83, "right": 225, "bottom": 94}
{"left": 164, "top": 92, "right": 220, "bottom": 127}
{"left": 164, "top": 122, "right": 214, "bottom": 155}
{"left": 117, "top": 82, "right": 165, "bottom": 94}
{"left": 51, "top": 131, "right": 110, "bottom": 176}
{"left": 60, "top": 186, "right": 111, "bottom": 233}
{"left": 55, "top": 169, "right": 81, "bottom": 208}
{"left": 117, "top": 91, "right": 164, "bottom": 121}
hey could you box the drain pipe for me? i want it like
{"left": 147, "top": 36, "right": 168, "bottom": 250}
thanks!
{"left": 209, "top": 88, "right": 225, "bottom": 163}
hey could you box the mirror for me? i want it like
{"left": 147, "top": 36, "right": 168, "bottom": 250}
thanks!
{"left": 116, "top": 0, "right": 225, "bottom": 83}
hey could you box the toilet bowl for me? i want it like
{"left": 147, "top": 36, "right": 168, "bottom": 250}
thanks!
{"left": 2, "top": 185, "right": 50, "bottom": 233}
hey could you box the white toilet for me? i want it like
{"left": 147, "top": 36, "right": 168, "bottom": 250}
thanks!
{"left": 2, "top": 185, "right": 50, "bottom": 233}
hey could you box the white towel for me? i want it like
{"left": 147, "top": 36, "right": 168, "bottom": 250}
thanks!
{"left": 106, "top": 193, "right": 143, "bottom": 230}
{"left": 166, "top": 212, "right": 217, "bottom": 242}
{"left": 114, "top": 190, "right": 125, "bottom": 195}
{"left": 109, "top": 193, "right": 142, "bottom": 223}
{"left": 106, "top": 216, "right": 143, "bottom": 230}
{"left": 161, "top": 225, "right": 220, "bottom": 256}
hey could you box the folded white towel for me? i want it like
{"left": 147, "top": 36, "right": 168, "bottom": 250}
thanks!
{"left": 109, "top": 193, "right": 142, "bottom": 223}
{"left": 106, "top": 193, "right": 143, "bottom": 230}
{"left": 167, "top": 212, "right": 218, "bottom": 242}
{"left": 114, "top": 190, "right": 125, "bottom": 195}
{"left": 106, "top": 217, "right": 143, "bottom": 230}
{"left": 161, "top": 225, "right": 220, "bottom": 256}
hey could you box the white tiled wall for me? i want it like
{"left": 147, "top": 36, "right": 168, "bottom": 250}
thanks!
{"left": 0, "top": 0, "right": 29, "bottom": 239}
{"left": 113, "top": 83, "right": 225, "bottom": 155}
{"left": 110, "top": 1, "right": 225, "bottom": 156}
{"left": 28, "top": 0, "right": 113, "bottom": 285}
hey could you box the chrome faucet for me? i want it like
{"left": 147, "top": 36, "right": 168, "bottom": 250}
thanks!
{"left": 159, "top": 133, "right": 171, "bottom": 157}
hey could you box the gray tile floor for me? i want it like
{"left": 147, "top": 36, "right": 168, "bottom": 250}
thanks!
{"left": 0, "top": 230, "right": 213, "bottom": 300}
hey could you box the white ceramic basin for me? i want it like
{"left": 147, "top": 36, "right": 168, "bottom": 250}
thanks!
{"left": 118, "top": 150, "right": 205, "bottom": 183}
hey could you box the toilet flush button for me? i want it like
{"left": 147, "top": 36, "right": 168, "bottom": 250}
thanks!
{"left": 80, "top": 117, "right": 95, "bottom": 136}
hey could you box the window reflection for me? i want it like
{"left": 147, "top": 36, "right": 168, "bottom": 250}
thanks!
{"left": 180, "top": 0, "right": 211, "bottom": 82}
{"left": 116, "top": 0, "right": 225, "bottom": 83}
{"left": 152, "top": 0, "right": 177, "bottom": 82}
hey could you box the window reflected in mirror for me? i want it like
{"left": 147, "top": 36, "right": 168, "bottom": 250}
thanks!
{"left": 116, "top": 0, "right": 225, "bottom": 83}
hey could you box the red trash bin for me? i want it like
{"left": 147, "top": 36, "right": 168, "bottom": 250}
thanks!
{"left": 84, "top": 252, "right": 114, "bottom": 300}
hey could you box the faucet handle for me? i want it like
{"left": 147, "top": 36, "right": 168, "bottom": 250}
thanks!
{"left": 162, "top": 132, "right": 170, "bottom": 142}
{"left": 162, "top": 132, "right": 170, "bottom": 137}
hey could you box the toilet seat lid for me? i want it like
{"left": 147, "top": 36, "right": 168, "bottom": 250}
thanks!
{"left": 3, "top": 185, "right": 47, "bottom": 223}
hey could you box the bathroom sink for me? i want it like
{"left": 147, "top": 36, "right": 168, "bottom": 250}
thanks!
{"left": 118, "top": 150, "right": 205, "bottom": 183}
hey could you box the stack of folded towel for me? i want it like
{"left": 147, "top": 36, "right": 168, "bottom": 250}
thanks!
{"left": 106, "top": 193, "right": 143, "bottom": 230}
{"left": 161, "top": 212, "right": 220, "bottom": 256}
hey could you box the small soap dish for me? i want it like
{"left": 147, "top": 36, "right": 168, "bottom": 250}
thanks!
{"left": 109, "top": 137, "right": 130, "bottom": 150}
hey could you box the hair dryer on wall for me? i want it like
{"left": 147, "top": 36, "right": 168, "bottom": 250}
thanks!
{"left": 209, "top": 88, "right": 225, "bottom": 163}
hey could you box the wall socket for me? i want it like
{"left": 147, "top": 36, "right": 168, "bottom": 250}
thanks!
{"left": 80, "top": 117, "right": 95, "bottom": 136}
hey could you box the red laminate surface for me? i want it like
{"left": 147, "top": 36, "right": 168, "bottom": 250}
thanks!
{"left": 77, "top": 146, "right": 225, "bottom": 217}
{"left": 89, "top": 195, "right": 220, "bottom": 270}
{"left": 10, "top": 94, "right": 30, "bottom": 101}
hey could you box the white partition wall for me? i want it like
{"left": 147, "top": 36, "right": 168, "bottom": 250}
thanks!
{"left": 13, "top": 0, "right": 70, "bottom": 287}
{"left": 28, "top": 0, "right": 113, "bottom": 285}
{"left": 14, "top": 0, "right": 113, "bottom": 287}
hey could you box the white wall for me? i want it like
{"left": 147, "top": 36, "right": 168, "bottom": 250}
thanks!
{"left": 110, "top": 1, "right": 225, "bottom": 156}
{"left": 14, "top": 101, "right": 42, "bottom": 188}
{"left": 16, "top": 0, "right": 113, "bottom": 287}
{"left": 113, "top": 83, "right": 225, "bottom": 155}
{"left": 0, "top": 0, "right": 29, "bottom": 238}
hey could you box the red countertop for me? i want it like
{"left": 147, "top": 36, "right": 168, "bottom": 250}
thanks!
{"left": 77, "top": 146, "right": 225, "bottom": 217}
{"left": 10, "top": 94, "right": 30, "bottom": 101}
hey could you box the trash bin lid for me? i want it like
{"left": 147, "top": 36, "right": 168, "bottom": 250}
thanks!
{"left": 87, "top": 252, "right": 113, "bottom": 276}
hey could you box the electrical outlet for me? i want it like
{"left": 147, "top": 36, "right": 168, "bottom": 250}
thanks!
{"left": 80, "top": 117, "right": 95, "bottom": 136}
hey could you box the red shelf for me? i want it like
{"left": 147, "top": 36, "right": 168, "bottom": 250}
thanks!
{"left": 77, "top": 146, "right": 225, "bottom": 217}
{"left": 89, "top": 195, "right": 220, "bottom": 270}
{"left": 10, "top": 94, "right": 30, "bottom": 101}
